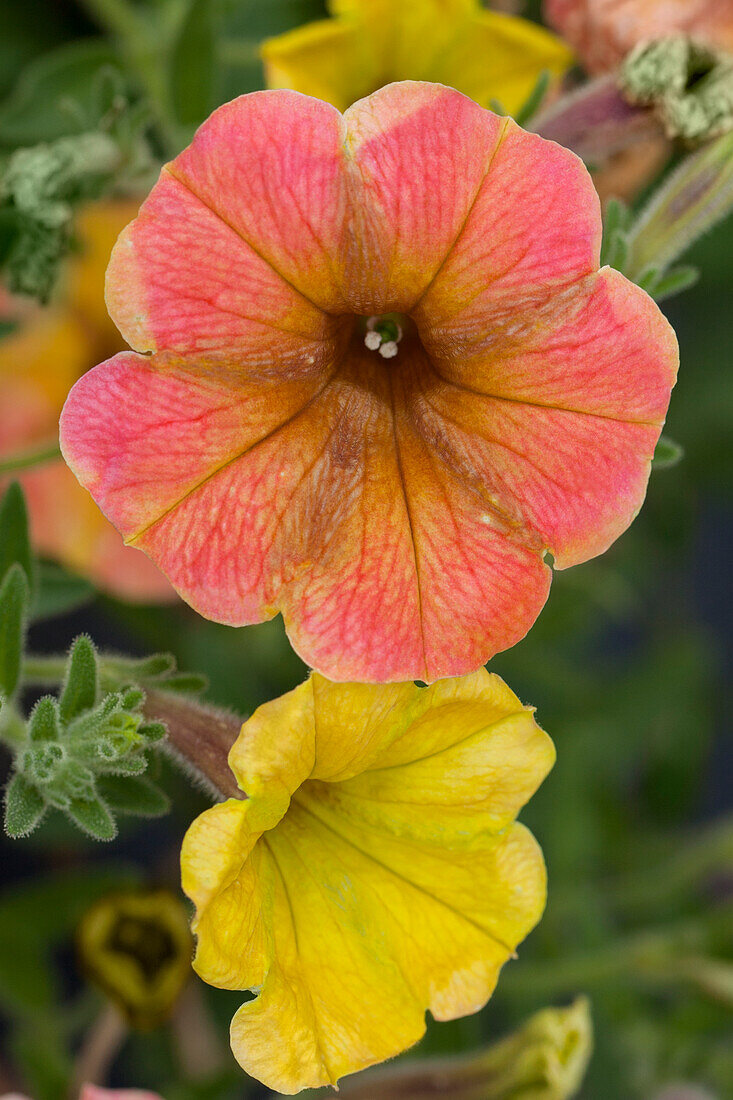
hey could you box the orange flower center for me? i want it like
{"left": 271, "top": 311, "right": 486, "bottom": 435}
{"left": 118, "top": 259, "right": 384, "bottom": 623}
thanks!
{"left": 363, "top": 313, "right": 409, "bottom": 359}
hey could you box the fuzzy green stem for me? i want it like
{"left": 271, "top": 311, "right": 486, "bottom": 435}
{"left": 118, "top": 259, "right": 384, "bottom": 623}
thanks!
{"left": 0, "top": 441, "right": 61, "bottom": 475}
{"left": 77, "top": 0, "right": 185, "bottom": 156}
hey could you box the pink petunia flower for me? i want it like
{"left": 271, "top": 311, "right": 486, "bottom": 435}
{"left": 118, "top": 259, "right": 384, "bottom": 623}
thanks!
{"left": 60, "top": 83, "right": 678, "bottom": 683}
{"left": 545, "top": 0, "right": 733, "bottom": 73}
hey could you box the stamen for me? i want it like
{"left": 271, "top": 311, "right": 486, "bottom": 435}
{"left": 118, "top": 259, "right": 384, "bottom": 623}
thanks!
{"left": 364, "top": 315, "right": 403, "bottom": 357}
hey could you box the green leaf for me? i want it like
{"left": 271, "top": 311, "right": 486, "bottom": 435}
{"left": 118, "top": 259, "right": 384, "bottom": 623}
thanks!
{"left": 4, "top": 773, "right": 46, "bottom": 838}
{"left": 0, "top": 865, "right": 139, "bottom": 1015}
{"left": 59, "top": 635, "right": 98, "bottom": 723}
{"left": 65, "top": 795, "right": 116, "bottom": 841}
{"left": 100, "top": 754, "right": 148, "bottom": 777}
{"left": 164, "top": 671, "right": 209, "bottom": 694}
{"left": 0, "top": 481, "right": 35, "bottom": 596}
{"left": 0, "top": 39, "right": 125, "bottom": 147}
{"left": 33, "top": 562, "right": 95, "bottom": 620}
{"left": 600, "top": 199, "right": 631, "bottom": 267}
{"left": 604, "top": 228, "right": 629, "bottom": 273}
{"left": 651, "top": 265, "right": 700, "bottom": 302}
{"left": 28, "top": 696, "right": 61, "bottom": 742}
{"left": 139, "top": 721, "right": 167, "bottom": 744}
{"left": 97, "top": 774, "right": 171, "bottom": 817}
{"left": 171, "top": 0, "right": 217, "bottom": 127}
{"left": 653, "top": 434, "right": 685, "bottom": 469}
{"left": 0, "top": 562, "right": 29, "bottom": 699}
{"left": 515, "top": 70, "right": 551, "bottom": 127}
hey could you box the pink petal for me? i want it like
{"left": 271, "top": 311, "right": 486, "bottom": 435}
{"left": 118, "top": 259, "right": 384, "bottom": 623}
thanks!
{"left": 419, "top": 268, "right": 678, "bottom": 566}
{"left": 342, "top": 82, "right": 507, "bottom": 313}
{"left": 414, "top": 118, "right": 601, "bottom": 341}
{"left": 107, "top": 170, "right": 342, "bottom": 372}
{"left": 167, "top": 90, "right": 354, "bottom": 313}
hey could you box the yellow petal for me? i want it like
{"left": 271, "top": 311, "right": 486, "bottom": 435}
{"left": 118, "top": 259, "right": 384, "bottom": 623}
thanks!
{"left": 262, "top": 20, "right": 377, "bottom": 113}
{"left": 65, "top": 198, "right": 140, "bottom": 354}
{"left": 182, "top": 672, "right": 554, "bottom": 1093}
{"left": 431, "top": 11, "right": 574, "bottom": 114}
{"left": 262, "top": 0, "right": 573, "bottom": 114}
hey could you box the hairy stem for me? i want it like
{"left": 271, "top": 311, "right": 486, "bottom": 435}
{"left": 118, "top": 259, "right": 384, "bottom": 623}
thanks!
{"left": 144, "top": 689, "right": 243, "bottom": 801}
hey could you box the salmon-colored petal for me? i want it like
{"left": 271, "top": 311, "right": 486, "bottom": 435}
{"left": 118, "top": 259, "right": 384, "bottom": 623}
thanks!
{"left": 414, "top": 119, "right": 601, "bottom": 339}
{"left": 60, "top": 85, "right": 679, "bottom": 682}
{"left": 168, "top": 91, "right": 354, "bottom": 313}
{"left": 419, "top": 269, "right": 679, "bottom": 567}
{"left": 21, "top": 461, "right": 173, "bottom": 602}
{"left": 107, "top": 171, "right": 342, "bottom": 373}
{"left": 389, "top": 348, "right": 551, "bottom": 680}
{"left": 60, "top": 350, "right": 336, "bottom": 543}
{"left": 343, "top": 83, "right": 508, "bottom": 313}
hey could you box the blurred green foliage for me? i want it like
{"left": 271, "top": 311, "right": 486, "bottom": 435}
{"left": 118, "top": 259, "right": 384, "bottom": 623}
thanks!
{"left": 0, "top": 1, "right": 731, "bottom": 1098}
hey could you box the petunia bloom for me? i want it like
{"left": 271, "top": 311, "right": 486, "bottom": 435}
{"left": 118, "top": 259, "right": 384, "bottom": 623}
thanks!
{"left": 545, "top": 0, "right": 733, "bottom": 74}
{"left": 262, "top": 0, "right": 572, "bottom": 114}
{"left": 181, "top": 669, "right": 555, "bottom": 1093}
{"left": 77, "top": 889, "right": 192, "bottom": 1029}
{"left": 0, "top": 202, "right": 173, "bottom": 602}
{"left": 60, "top": 83, "right": 678, "bottom": 683}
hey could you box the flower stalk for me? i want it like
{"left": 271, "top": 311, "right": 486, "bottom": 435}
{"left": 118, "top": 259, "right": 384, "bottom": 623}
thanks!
{"left": 289, "top": 999, "right": 592, "bottom": 1100}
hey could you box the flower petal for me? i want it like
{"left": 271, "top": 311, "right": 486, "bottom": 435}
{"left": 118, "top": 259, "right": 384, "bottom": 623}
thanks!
{"left": 343, "top": 83, "right": 508, "bottom": 312}
{"left": 61, "top": 344, "right": 427, "bottom": 681}
{"left": 419, "top": 268, "right": 679, "bottom": 567}
{"left": 184, "top": 672, "right": 553, "bottom": 1093}
{"left": 165, "top": 91, "right": 354, "bottom": 313}
{"left": 106, "top": 170, "right": 341, "bottom": 372}
{"left": 413, "top": 118, "right": 601, "bottom": 339}
{"left": 429, "top": 10, "right": 573, "bottom": 114}
{"left": 262, "top": 20, "right": 377, "bottom": 112}
{"left": 59, "top": 349, "right": 338, "bottom": 561}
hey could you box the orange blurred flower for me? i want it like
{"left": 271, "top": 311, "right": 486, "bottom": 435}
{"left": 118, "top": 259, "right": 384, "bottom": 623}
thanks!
{"left": 0, "top": 201, "right": 174, "bottom": 601}
{"left": 545, "top": 0, "right": 733, "bottom": 73}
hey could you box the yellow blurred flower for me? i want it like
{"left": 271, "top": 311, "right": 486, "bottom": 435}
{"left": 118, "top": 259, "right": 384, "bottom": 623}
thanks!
{"left": 0, "top": 201, "right": 173, "bottom": 601}
{"left": 77, "top": 888, "right": 193, "bottom": 1029}
{"left": 262, "top": 0, "right": 573, "bottom": 114}
{"left": 181, "top": 670, "right": 555, "bottom": 1094}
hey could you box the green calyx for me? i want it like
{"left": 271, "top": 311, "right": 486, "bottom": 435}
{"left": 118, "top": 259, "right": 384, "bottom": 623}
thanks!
{"left": 620, "top": 37, "right": 733, "bottom": 144}
{"left": 3, "top": 635, "right": 170, "bottom": 841}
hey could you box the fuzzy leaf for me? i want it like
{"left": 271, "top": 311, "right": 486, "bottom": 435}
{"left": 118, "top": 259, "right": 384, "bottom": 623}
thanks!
{"left": 139, "top": 722, "right": 167, "bottom": 744}
{"left": 96, "top": 774, "right": 170, "bottom": 817}
{"left": 651, "top": 265, "right": 700, "bottom": 302}
{"left": 653, "top": 434, "right": 685, "bottom": 469}
{"left": 515, "top": 70, "right": 551, "bottom": 127}
{"left": 0, "top": 482, "right": 35, "bottom": 597}
{"left": 66, "top": 795, "right": 116, "bottom": 841}
{"left": 0, "top": 563, "right": 29, "bottom": 699}
{"left": 171, "top": 0, "right": 217, "bottom": 126}
{"left": 28, "top": 696, "right": 61, "bottom": 742}
{"left": 163, "top": 671, "right": 209, "bottom": 695}
{"left": 59, "top": 635, "right": 98, "bottom": 723}
{"left": 4, "top": 773, "right": 46, "bottom": 838}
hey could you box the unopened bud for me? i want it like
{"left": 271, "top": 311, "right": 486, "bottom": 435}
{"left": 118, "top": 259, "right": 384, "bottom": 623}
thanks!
{"left": 621, "top": 37, "right": 733, "bottom": 143}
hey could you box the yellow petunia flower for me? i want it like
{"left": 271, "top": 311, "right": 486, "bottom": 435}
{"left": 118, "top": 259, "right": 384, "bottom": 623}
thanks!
{"left": 261, "top": 0, "right": 573, "bottom": 114}
{"left": 77, "top": 888, "right": 193, "bottom": 1029}
{"left": 181, "top": 670, "right": 555, "bottom": 1094}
